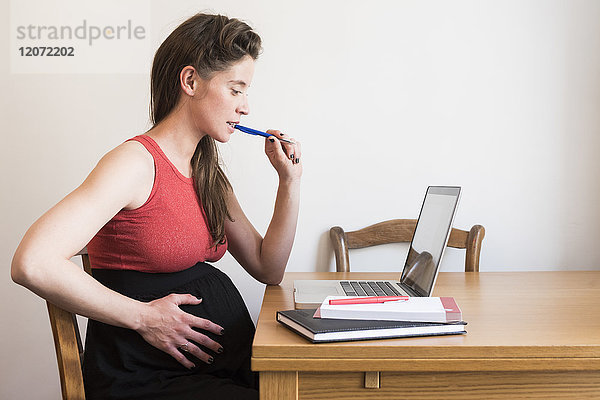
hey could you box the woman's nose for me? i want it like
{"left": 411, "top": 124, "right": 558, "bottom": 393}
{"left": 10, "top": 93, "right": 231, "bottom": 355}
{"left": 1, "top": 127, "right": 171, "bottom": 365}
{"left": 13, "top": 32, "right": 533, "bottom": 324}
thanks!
{"left": 237, "top": 95, "right": 249, "bottom": 115}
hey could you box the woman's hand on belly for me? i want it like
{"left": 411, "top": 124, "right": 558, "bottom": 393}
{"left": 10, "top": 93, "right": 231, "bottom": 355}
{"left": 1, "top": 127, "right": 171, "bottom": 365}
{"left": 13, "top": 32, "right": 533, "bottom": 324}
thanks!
{"left": 135, "top": 293, "right": 225, "bottom": 369}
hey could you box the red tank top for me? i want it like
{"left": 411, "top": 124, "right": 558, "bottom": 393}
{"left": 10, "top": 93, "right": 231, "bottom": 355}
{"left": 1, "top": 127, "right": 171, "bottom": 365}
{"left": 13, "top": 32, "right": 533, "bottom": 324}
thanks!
{"left": 87, "top": 135, "right": 227, "bottom": 273}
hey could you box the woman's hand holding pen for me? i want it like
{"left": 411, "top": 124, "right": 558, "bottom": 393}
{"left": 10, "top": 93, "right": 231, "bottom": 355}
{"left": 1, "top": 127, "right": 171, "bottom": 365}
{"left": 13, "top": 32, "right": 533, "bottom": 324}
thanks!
{"left": 264, "top": 129, "right": 302, "bottom": 181}
{"left": 135, "top": 293, "right": 224, "bottom": 369}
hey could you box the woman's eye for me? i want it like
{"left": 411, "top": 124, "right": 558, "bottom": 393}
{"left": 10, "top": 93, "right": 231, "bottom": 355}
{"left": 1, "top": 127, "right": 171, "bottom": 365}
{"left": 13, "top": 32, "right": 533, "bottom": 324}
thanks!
{"left": 232, "top": 89, "right": 243, "bottom": 95}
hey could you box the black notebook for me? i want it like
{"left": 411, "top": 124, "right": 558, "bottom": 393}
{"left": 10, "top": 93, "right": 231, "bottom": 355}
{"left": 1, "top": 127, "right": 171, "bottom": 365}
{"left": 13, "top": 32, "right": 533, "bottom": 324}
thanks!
{"left": 277, "top": 309, "right": 467, "bottom": 343}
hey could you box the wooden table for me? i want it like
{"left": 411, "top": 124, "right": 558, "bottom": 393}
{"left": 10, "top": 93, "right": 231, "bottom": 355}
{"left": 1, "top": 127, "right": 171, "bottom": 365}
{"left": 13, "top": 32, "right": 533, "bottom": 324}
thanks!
{"left": 251, "top": 271, "right": 600, "bottom": 399}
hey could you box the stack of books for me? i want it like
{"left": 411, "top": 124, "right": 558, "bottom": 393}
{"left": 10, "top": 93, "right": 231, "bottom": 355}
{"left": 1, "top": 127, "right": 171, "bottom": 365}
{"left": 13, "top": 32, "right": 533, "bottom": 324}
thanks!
{"left": 277, "top": 296, "right": 467, "bottom": 343}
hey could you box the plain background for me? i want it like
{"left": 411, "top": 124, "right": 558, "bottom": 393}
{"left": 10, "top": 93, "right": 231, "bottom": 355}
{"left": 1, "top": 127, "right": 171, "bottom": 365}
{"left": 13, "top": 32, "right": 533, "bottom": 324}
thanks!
{"left": 3, "top": 0, "right": 600, "bottom": 398}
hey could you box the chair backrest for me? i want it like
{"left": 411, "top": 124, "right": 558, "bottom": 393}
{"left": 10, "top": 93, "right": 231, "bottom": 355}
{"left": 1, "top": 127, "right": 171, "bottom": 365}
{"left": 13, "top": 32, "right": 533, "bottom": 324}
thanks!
{"left": 46, "top": 248, "right": 91, "bottom": 400}
{"left": 330, "top": 219, "right": 485, "bottom": 273}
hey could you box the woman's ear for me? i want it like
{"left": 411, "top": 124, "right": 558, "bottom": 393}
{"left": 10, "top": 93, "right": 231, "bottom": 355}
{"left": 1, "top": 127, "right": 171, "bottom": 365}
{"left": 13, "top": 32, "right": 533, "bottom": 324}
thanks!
{"left": 179, "top": 66, "right": 197, "bottom": 96}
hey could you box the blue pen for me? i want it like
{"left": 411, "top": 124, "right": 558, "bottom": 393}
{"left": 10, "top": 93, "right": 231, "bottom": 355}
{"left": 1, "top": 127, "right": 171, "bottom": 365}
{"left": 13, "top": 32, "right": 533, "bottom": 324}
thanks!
{"left": 234, "top": 124, "right": 296, "bottom": 144}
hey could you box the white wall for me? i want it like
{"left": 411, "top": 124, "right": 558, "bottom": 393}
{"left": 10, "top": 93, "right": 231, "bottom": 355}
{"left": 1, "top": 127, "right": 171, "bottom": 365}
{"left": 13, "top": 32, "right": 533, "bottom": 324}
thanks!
{"left": 2, "top": 0, "right": 600, "bottom": 398}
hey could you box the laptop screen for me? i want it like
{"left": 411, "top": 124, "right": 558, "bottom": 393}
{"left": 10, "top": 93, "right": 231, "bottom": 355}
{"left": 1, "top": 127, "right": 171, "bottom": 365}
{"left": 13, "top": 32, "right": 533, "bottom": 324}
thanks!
{"left": 400, "top": 186, "right": 461, "bottom": 296}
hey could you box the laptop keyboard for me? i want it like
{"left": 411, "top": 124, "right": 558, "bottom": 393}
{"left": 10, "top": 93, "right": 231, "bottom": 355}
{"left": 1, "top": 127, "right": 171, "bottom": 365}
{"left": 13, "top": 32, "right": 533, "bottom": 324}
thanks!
{"left": 340, "top": 281, "right": 402, "bottom": 297}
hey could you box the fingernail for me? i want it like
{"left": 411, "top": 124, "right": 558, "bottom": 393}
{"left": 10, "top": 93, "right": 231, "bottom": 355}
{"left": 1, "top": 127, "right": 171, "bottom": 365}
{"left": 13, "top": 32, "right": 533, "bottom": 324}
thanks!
{"left": 208, "top": 357, "right": 214, "bottom": 364}
{"left": 217, "top": 347, "right": 224, "bottom": 354}
{"left": 189, "top": 364, "right": 196, "bottom": 370}
{"left": 280, "top": 133, "right": 285, "bottom": 136}
{"left": 269, "top": 138, "right": 275, "bottom": 143}
{"left": 295, "top": 158, "right": 300, "bottom": 164}
{"left": 290, "top": 154, "right": 295, "bottom": 160}
{"left": 220, "top": 328, "right": 225, "bottom": 335}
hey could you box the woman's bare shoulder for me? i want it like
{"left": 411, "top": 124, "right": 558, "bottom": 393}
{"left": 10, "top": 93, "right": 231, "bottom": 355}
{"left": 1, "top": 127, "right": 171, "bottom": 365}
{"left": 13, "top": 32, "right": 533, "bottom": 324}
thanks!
{"left": 80, "top": 139, "right": 155, "bottom": 209}
{"left": 91, "top": 139, "right": 153, "bottom": 180}
{"left": 102, "top": 139, "right": 152, "bottom": 167}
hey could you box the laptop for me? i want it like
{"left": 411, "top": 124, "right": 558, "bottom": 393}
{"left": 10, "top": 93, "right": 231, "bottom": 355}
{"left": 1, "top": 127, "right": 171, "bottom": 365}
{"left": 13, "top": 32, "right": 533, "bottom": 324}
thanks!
{"left": 293, "top": 186, "right": 461, "bottom": 309}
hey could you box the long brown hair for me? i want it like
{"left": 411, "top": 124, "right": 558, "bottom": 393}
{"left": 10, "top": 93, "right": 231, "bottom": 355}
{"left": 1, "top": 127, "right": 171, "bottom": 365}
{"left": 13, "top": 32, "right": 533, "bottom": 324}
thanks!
{"left": 150, "top": 14, "right": 262, "bottom": 246}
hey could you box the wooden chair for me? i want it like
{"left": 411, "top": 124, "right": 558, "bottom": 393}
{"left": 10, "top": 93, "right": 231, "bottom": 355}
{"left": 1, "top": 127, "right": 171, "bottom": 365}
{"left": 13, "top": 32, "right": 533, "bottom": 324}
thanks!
{"left": 330, "top": 219, "right": 485, "bottom": 272}
{"left": 46, "top": 248, "right": 91, "bottom": 400}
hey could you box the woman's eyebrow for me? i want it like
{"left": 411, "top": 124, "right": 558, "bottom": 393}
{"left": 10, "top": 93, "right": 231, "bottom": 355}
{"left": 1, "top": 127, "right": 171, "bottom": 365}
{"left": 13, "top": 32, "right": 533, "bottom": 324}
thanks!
{"left": 228, "top": 80, "right": 247, "bottom": 87}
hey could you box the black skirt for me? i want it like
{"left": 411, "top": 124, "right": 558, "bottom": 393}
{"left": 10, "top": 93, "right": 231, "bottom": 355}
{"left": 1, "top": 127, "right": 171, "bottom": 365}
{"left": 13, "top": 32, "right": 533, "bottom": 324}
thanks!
{"left": 83, "top": 262, "right": 258, "bottom": 400}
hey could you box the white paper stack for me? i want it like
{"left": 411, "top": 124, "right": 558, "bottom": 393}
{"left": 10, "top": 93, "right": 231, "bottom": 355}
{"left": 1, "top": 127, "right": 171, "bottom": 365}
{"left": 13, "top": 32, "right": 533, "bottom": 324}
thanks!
{"left": 318, "top": 296, "right": 462, "bottom": 323}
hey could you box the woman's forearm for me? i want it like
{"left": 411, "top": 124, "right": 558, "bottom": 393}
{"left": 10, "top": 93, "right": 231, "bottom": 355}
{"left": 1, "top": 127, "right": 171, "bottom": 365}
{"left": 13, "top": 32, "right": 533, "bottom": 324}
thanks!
{"left": 259, "top": 178, "right": 301, "bottom": 284}
{"left": 12, "top": 254, "right": 144, "bottom": 330}
{"left": 12, "top": 251, "right": 226, "bottom": 368}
